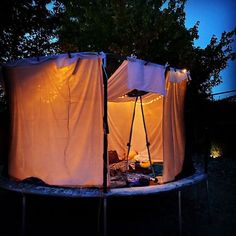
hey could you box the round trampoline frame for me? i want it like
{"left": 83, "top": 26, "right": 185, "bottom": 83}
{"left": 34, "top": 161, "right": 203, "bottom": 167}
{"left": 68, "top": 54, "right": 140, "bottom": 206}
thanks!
{"left": 0, "top": 167, "right": 209, "bottom": 236}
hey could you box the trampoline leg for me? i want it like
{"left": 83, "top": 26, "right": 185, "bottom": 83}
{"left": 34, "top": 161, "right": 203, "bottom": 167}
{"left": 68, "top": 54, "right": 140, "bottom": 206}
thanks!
{"left": 194, "top": 184, "right": 197, "bottom": 209}
{"left": 205, "top": 179, "right": 211, "bottom": 223}
{"left": 178, "top": 190, "right": 182, "bottom": 236}
{"left": 22, "top": 194, "right": 26, "bottom": 236}
{"left": 103, "top": 197, "right": 107, "bottom": 236}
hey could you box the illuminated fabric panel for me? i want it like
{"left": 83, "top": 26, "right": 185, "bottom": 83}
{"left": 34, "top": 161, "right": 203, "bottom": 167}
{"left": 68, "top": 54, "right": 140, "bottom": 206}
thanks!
{"left": 6, "top": 54, "right": 104, "bottom": 186}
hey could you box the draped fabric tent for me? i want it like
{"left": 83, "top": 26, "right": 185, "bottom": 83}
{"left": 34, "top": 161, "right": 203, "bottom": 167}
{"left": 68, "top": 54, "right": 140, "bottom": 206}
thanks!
{"left": 108, "top": 58, "right": 187, "bottom": 183}
{"left": 2, "top": 52, "right": 189, "bottom": 187}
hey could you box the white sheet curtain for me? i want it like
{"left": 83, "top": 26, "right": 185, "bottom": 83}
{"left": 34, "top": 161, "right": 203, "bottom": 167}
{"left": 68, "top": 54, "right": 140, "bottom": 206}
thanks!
{"left": 108, "top": 59, "right": 187, "bottom": 182}
{"left": 5, "top": 54, "right": 104, "bottom": 186}
{"left": 162, "top": 76, "right": 187, "bottom": 182}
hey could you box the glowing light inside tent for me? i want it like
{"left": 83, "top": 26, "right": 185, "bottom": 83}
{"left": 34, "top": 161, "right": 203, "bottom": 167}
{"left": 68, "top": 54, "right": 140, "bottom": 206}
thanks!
{"left": 37, "top": 67, "right": 69, "bottom": 104}
{"left": 137, "top": 95, "right": 163, "bottom": 105}
{"left": 182, "top": 69, "right": 187, "bottom": 73}
{"left": 38, "top": 84, "right": 59, "bottom": 103}
{"left": 118, "top": 95, "right": 127, "bottom": 99}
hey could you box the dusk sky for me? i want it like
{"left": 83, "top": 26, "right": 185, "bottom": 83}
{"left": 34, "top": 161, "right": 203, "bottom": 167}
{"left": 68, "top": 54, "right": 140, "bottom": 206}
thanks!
{"left": 185, "top": 0, "right": 236, "bottom": 99}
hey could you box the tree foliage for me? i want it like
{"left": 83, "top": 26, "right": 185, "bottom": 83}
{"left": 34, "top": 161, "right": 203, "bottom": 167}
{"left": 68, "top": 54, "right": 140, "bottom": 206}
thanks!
{"left": 0, "top": 0, "right": 62, "bottom": 110}
{"left": 58, "top": 0, "right": 235, "bottom": 98}
{"left": 0, "top": 0, "right": 61, "bottom": 62}
{"left": 59, "top": 0, "right": 193, "bottom": 63}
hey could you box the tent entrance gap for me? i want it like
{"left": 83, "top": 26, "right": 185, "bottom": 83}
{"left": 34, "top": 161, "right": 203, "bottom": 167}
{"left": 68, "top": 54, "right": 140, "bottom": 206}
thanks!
{"left": 125, "top": 92, "right": 156, "bottom": 179}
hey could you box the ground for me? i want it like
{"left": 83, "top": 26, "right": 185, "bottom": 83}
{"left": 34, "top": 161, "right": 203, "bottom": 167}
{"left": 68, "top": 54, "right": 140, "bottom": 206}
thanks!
{"left": 0, "top": 156, "right": 235, "bottom": 236}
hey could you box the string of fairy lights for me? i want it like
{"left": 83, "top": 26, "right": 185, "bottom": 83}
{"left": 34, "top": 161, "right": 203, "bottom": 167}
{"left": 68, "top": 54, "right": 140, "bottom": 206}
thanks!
{"left": 117, "top": 94, "right": 163, "bottom": 105}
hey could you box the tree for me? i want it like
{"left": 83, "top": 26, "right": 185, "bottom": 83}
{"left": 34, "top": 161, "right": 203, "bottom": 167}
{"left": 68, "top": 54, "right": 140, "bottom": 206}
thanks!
{"left": 57, "top": 0, "right": 235, "bottom": 97}
{"left": 0, "top": 0, "right": 61, "bottom": 62}
{"left": 0, "top": 0, "right": 62, "bottom": 110}
{"left": 1, "top": 0, "right": 235, "bottom": 104}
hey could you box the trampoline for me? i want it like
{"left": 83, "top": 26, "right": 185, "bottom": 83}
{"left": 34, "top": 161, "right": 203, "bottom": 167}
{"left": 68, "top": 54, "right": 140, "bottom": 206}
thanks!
{"left": 0, "top": 52, "right": 209, "bottom": 236}
{"left": 0, "top": 165, "right": 209, "bottom": 236}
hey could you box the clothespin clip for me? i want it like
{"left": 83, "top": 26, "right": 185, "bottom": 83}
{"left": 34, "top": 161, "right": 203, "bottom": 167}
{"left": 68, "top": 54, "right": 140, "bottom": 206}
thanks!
{"left": 165, "top": 62, "right": 170, "bottom": 71}
{"left": 187, "top": 70, "right": 192, "bottom": 82}
{"left": 130, "top": 53, "right": 137, "bottom": 59}
{"left": 164, "top": 62, "right": 170, "bottom": 80}
{"left": 98, "top": 52, "right": 107, "bottom": 68}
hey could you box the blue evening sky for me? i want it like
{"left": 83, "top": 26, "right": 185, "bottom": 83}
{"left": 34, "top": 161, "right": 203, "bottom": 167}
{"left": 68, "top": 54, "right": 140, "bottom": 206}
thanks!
{"left": 185, "top": 0, "right": 236, "bottom": 99}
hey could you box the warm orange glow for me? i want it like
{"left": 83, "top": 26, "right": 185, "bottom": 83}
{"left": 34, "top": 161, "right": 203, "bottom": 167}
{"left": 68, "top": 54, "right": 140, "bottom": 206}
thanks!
{"left": 210, "top": 143, "right": 223, "bottom": 158}
{"left": 135, "top": 95, "right": 163, "bottom": 105}
{"left": 182, "top": 69, "right": 187, "bottom": 73}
